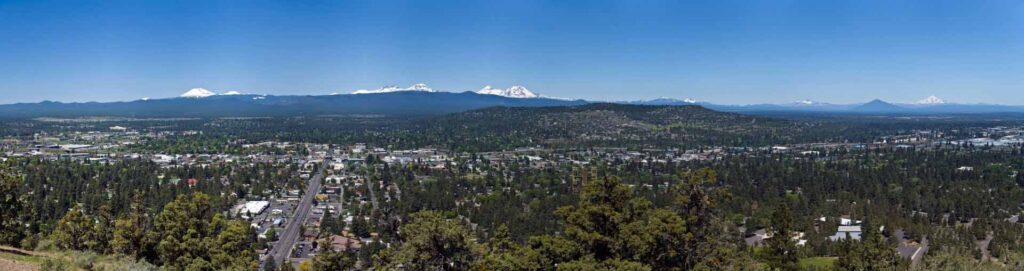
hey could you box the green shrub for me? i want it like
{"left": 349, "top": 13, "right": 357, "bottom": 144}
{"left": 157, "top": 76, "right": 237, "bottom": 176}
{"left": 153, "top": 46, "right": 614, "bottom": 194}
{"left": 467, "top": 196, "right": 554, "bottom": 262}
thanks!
{"left": 40, "top": 257, "right": 71, "bottom": 271}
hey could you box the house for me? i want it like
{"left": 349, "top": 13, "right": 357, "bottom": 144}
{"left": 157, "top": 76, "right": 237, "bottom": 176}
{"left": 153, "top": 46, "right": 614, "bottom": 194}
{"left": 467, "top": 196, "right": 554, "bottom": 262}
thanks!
{"left": 325, "top": 234, "right": 363, "bottom": 252}
{"left": 898, "top": 240, "right": 925, "bottom": 262}
{"left": 744, "top": 229, "right": 771, "bottom": 246}
{"left": 234, "top": 201, "right": 270, "bottom": 219}
{"left": 830, "top": 225, "right": 863, "bottom": 241}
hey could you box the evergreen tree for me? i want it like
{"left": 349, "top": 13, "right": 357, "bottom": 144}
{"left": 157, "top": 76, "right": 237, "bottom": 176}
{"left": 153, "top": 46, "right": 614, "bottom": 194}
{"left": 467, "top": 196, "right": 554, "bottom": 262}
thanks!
{"left": 149, "top": 193, "right": 216, "bottom": 268}
{"left": 264, "top": 257, "right": 278, "bottom": 271}
{"left": 51, "top": 205, "right": 94, "bottom": 251}
{"left": 480, "top": 224, "right": 537, "bottom": 270}
{"left": 765, "top": 204, "right": 799, "bottom": 271}
{"left": 320, "top": 209, "right": 339, "bottom": 235}
{"left": 309, "top": 243, "right": 355, "bottom": 271}
{"left": 375, "top": 211, "right": 483, "bottom": 270}
{"left": 112, "top": 193, "right": 152, "bottom": 259}
{"left": 836, "top": 219, "right": 898, "bottom": 270}
{"left": 351, "top": 215, "right": 370, "bottom": 238}
{"left": 210, "top": 218, "right": 257, "bottom": 270}
{"left": 87, "top": 204, "right": 114, "bottom": 253}
{"left": 0, "top": 168, "right": 27, "bottom": 246}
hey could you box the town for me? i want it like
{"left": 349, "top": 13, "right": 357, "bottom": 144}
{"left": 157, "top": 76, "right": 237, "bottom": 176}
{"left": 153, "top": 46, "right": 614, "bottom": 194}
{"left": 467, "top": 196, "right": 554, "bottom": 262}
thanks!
{"left": 4, "top": 117, "right": 1024, "bottom": 269}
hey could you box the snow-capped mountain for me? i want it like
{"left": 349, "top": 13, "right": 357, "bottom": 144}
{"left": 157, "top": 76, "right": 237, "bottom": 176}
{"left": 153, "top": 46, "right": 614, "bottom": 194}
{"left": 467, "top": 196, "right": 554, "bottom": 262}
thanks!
{"left": 622, "top": 97, "right": 699, "bottom": 106}
{"left": 222, "top": 91, "right": 242, "bottom": 95}
{"left": 352, "top": 83, "right": 435, "bottom": 94}
{"left": 914, "top": 95, "right": 946, "bottom": 105}
{"left": 477, "top": 85, "right": 538, "bottom": 98}
{"left": 790, "top": 99, "right": 834, "bottom": 106}
{"left": 181, "top": 88, "right": 216, "bottom": 98}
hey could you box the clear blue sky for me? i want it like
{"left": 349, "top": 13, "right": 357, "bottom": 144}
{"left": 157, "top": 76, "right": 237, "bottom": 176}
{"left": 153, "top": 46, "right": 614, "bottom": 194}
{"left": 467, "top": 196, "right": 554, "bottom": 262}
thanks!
{"left": 1, "top": 0, "right": 1022, "bottom": 104}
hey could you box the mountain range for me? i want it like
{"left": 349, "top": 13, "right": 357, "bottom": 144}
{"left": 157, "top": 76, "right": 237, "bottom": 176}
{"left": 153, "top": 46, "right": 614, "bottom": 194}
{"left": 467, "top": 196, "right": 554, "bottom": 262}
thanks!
{"left": 628, "top": 97, "right": 1024, "bottom": 115}
{"left": 3, "top": 87, "right": 1024, "bottom": 118}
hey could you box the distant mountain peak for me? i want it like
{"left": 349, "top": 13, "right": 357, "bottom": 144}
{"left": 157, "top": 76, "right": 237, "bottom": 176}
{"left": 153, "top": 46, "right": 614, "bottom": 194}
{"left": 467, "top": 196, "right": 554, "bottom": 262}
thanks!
{"left": 683, "top": 98, "right": 697, "bottom": 104}
{"left": 797, "top": 99, "right": 816, "bottom": 105}
{"left": 222, "top": 91, "right": 242, "bottom": 95}
{"left": 853, "top": 99, "right": 905, "bottom": 112}
{"left": 181, "top": 88, "right": 216, "bottom": 98}
{"left": 352, "top": 83, "right": 435, "bottom": 94}
{"left": 915, "top": 95, "right": 946, "bottom": 105}
{"left": 477, "top": 85, "right": 538, "bottom": 98}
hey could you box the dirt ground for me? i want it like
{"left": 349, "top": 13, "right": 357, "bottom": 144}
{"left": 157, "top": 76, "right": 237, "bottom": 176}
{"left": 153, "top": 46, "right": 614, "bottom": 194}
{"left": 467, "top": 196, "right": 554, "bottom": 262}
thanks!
{"left": 0, "top": 246, "right": 42, "bottom": 271}
{"left": 0, "top": 258, "right": 38, "bottom": 271}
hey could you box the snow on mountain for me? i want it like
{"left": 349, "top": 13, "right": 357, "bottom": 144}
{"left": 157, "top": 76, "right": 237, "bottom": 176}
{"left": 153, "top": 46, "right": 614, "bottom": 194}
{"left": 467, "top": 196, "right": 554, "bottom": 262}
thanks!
{"left": 476, "top": 85, "right": 538, "bottom": 98}
{"left": 915, "top": 95, "right": 946, "bottom": 105}
{"left": 683, "top": 98, "right": 697, "bottom": 104}
{"left": 222, "top": 91, "right": 242, "bottom": 95}
{"left": 352, "top": 83, "right": 435, "bottom": 94}
{"left": 798, "top": 99, "right": 816, "bottom": 105}
{"left": 180, "top": 88, "right": 216, "bottom": 98}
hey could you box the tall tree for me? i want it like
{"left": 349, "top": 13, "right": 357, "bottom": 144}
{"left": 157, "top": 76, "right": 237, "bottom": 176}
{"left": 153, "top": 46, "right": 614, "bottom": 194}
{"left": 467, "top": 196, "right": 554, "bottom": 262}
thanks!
{"left": 765, "top": 204, "right": 799, "bottom": 271}
{"left": 309, "top": 243, "right": 355, "bottom": 271}
{"left": 836, "top": 219, "right": 899, "bottom": 270}
{"left": 0, "top": 168, "right": 27, "bottom": 246}
{"left": 51, "top": 205, "right": 95, "bottom": 251}
{"left": 112, "top": 193, "right": 153, "bottom": 259}
{"left": 320, "top": 209, "right": 340, "bottom": 235}
{"left": 374, "top": 211, "right": 483, "bottom": 271}
{"left": 87, "top": 204, "right": 114, "bottom": 253}
{"left": 210, "top": 217, "right": 257, "bottom": 270}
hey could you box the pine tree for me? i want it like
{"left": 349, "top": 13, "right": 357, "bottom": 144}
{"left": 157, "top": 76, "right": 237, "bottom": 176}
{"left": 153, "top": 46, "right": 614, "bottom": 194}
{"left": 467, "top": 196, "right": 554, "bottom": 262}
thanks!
{"left": 264, "top": 257, "right": 278, "bottom": 271}
{"left": 836, "top": 219, "right": 898, "bottom": 270}
{"left": 375, "top": 211, "right": 483, "bottom": 270}
{"left": 320, "top": 208, "right": 339, "bottom": 235}
{"left": 765, "top": 204, "right": 799, "bottom": 270}
{"left": 51, "top": 205, "right": 95, "bottom": 251}
{"left": 149, "top": 193, "right": 216, "bottom": 268}
{"left": 0, "top": 169, "right": 27, "bottom": 246}
{"left": 112, "top": 193, "right": 152, "bottom": 258}
{"left": 210, "top": 219, "right": 257, "bottom": 270}
{"left": 87, "top": 204, "right": 114, "bottom": 253}
{"left": 309, "top": 242, "right": 355, "bottom": 271}
{"left": 351, "top": 215, "right": 370, "bottom": 238}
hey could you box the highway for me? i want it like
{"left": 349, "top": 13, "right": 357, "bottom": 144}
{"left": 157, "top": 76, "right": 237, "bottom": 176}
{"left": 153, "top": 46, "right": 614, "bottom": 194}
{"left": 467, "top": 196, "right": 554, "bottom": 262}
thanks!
{"left": 264, "top": 169, "right": 323, "bottom": 269}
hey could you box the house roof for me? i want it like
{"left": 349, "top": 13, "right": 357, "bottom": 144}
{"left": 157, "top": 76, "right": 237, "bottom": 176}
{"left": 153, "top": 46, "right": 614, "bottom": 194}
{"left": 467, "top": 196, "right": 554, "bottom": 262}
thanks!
{"left": 837, "top": 225, "right": 862, "bottom": 232}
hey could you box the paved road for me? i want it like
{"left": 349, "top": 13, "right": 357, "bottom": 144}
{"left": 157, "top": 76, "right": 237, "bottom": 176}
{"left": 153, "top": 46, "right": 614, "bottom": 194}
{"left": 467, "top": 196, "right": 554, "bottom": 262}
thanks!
{"left": 264, "top": 169, "right": 322, "bottom": 269}
{"left": 366, "top": 171, "right": 379, "bottom": 213}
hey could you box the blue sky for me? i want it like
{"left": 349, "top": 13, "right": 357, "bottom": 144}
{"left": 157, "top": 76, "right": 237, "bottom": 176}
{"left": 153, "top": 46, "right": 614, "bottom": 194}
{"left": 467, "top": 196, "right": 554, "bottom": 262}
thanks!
{"left": 1, "top": 0, "right": 1022, "bottom": 104}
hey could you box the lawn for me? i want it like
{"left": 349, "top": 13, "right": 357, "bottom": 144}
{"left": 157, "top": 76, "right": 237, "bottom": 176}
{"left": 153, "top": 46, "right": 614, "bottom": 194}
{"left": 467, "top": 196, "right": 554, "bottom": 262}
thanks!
{"left": 800, "top": 256, "right": 837, "bottom": 270}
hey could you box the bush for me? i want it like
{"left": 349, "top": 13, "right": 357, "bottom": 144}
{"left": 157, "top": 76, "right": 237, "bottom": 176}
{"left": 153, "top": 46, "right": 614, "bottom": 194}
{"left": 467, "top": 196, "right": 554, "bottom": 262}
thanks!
{"left": 41, "top": 258, "right": 71, "bottom": 271}
{"left": 34, "top": 238, "right": 57, "bottom": 252}
{"left": 97, "top": 256, "right": 159, "bottom": 271}
{"left": 72, "top": 251, "right": 98, "bottom": 270}
{"left": 19, "top": 234, "right": 40, "bottom": 250}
